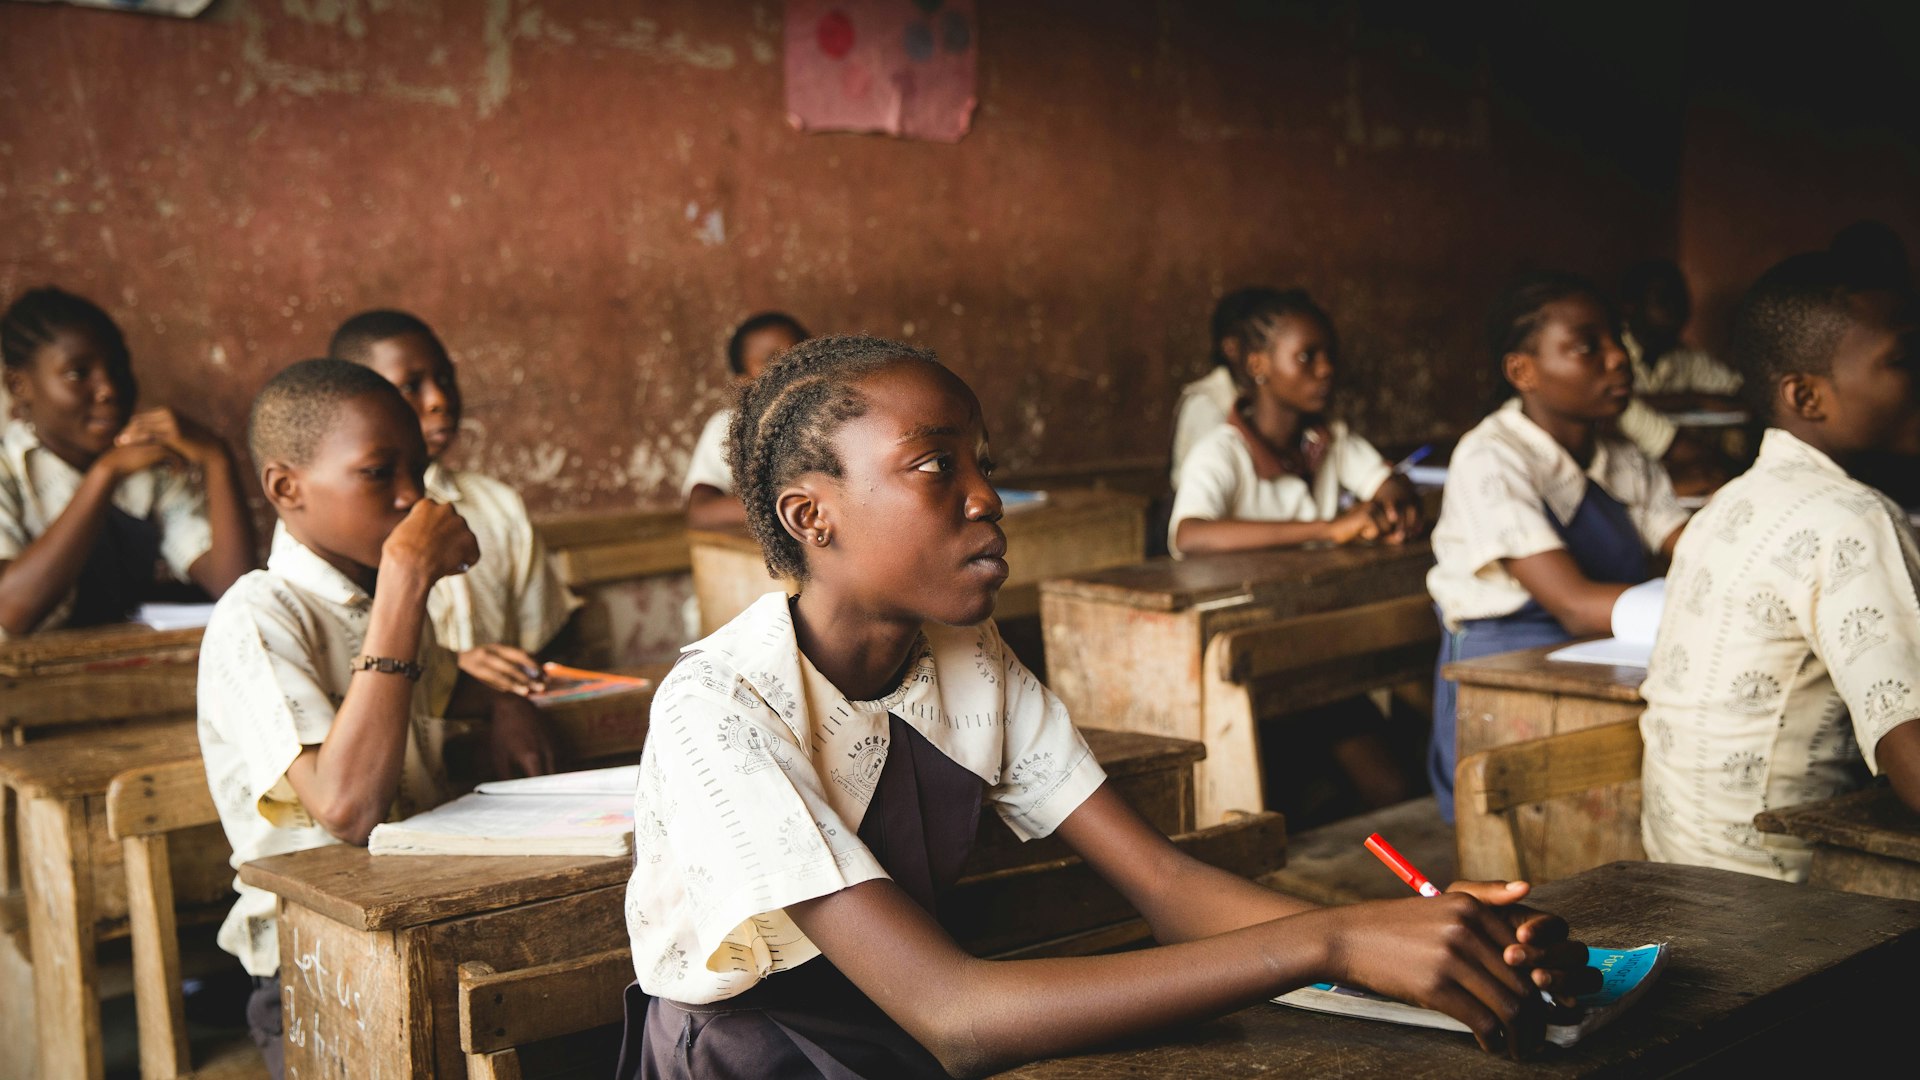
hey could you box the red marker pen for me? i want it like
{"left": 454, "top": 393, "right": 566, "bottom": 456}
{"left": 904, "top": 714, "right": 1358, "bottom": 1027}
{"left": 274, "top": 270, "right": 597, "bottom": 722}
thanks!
{"left": 1365, "top": 832, "right": 1441, "bottom": 897}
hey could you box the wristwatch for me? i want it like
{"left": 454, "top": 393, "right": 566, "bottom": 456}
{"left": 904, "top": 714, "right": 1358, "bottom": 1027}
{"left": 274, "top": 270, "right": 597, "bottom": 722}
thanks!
{"left": 350, "top": 654, "right": 424, "bottom": 682}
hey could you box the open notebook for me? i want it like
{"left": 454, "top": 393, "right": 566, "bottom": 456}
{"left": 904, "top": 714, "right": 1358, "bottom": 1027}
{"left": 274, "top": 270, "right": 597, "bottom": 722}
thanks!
{"left": 368, "top": 764, "right": 639, "bottom": 856}
{"left": 1547, "top": 578, "right": 1665, "bottom": 669}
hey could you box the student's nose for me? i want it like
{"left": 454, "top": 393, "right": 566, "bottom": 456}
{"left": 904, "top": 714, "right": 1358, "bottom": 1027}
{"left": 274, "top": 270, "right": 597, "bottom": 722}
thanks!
{"left": 965, "top": 473, "right": 1003, "bottom": 523}
{"left": 420, "top": 381, "right": 448, "bottom": 415}
{"left": 394, "top": 471, "right": 425, "bottom": 510}
{"left": 1602, "top": 337, "right": 1630, "bottom": 372}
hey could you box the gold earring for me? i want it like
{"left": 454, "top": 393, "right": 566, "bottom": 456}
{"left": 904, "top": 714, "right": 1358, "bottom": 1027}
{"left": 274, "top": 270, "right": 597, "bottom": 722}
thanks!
{"left": 815, "top": 532, "right": 830, "bottom": 546}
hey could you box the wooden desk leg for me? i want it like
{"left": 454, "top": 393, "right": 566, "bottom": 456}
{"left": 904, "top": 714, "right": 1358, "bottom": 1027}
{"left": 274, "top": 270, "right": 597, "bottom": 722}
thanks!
{"left": 22, "top": 794, "right": 103, "bottom": 1080}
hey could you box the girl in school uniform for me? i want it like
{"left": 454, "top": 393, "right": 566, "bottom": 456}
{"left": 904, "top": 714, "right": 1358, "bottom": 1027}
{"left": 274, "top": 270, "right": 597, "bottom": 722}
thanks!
{"left": 684, "top": 311, "right": 810, "bottom": 529}
{"left": 1426, "top": 272, "right": 1691, "bottom": 821}
{"left": 621, "top": 334, "right": 1598, "bottom": 1079}
{"left": 1169, "top": 288, "right": 1423, "bottom": 557}
{"left": 0, "top": 287, "right": 253, "bottom": 637}
{"left": 1170, "top": 287, "right": 1266, "bottom": 487}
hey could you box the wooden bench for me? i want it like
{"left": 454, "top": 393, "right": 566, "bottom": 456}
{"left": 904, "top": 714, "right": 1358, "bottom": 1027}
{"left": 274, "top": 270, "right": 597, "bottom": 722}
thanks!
{"left": 533, "top": 509, "right": 692, "bottom": 672}
{"left": 1454, "top": 719, "right": 1644, "bottom": 882}
{"left": 459, "top": 950, "right": 632, "bottom": 1080}
{"left": 1260, "top": 796, "right": 1454, "bottom": 905}
{"left": 1755, "top": 785, "right": 1920, "bottom": 901}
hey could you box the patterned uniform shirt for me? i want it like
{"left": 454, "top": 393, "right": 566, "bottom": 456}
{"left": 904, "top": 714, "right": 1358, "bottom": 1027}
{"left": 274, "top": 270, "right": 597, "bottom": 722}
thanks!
{"left": 421, "top": 463, "right": 579, "bottom": 653}
{"left": 0, "top": 417, "right": 212, "bottom": 637}
{"left": 1616, "top": 331, "right": 1745, "bottom": 459}
{"left": 625, "top": 591, "right": 1107, "bottom": 1004}
{"left": 1168, "top": 419, "right": 1393, "bottom": 557}
{"left": 1428, "top": 399, "right": 1689, "bottom": 629}
{"left": 197, "top": 529, "right": 458, "bottom": 975}
{"left": 1170, "top": 366, "right": 1237, "bottom": 488}
{"left": 1639, "top": 429, "right": 1920, "bottom": 881}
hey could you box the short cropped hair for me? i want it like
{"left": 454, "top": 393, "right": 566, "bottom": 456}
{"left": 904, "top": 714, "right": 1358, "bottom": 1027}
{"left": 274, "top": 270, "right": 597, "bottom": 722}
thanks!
{"left": 726, "top": 311, "right": 810, "bottom": 376}
{"left": 328, "top": 309, "right": 445, "bottom": 367}
{"left": 1728, "top": 251, "right": 1873, "bottom": 417}
{"left": 728, "top": 335, "right": 939, "bottom": 580}
{"left": 248, "top": 358, "right": 403, "bottom": 469}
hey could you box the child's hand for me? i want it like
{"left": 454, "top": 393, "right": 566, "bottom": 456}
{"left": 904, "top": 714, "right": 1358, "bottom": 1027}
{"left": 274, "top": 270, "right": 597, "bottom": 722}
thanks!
{"left": 116, "top": 407, "right": 227, "bottom": 468}
{"left": 1444, "top": 880, "right": 1602, "bottom": 1006}
{"left": 1372, "top": 476, "right": 1426, "bottom": 543}
{"left": 488, "top": 693, "right": 555, "bottom": 780}
{"left": 1322, "top": 891, "right": 1549, "bottom": 1056}
{"left": 1326, "top": 502, "right": 1383, "bottom": 545}
{"left": 91, "top": 440, "right": 178, "bottom": 482}
{"left": 381, "top": 500, "right": 480, "bottom": 585}
{"left": 460, "top": 644, "right": 547, "bottom": 696}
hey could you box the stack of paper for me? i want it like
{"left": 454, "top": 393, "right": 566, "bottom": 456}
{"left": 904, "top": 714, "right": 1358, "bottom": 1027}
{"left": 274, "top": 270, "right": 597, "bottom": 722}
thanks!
{"left": 368, "top": 764, "right": 639, "bottom": 856}
{"left": 1548, "top": 578, "right": 1664, "bottom": 668}
{"left": 133, "top": 602, "right": 218, "bottom": 630}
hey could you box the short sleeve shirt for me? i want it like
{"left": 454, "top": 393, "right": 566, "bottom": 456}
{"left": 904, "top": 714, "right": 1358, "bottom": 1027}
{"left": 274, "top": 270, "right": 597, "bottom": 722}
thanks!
{"left": 1167, "top": 420, "right": 1393, "bottom": 557}
{"left": 682, "top": 410, "right": 735, "bottom": 496}
{"left": 1170, "top": 366, "right": 1238, "bottom": 488}
{"left": 625, "top": 591, "right": 1107, "bottom": 1004}
{"left": 0, "top": 417, "right": 212, "bottom": 637}
{"left": 1639, "top": 429, "right": 1920, "bottom": 881}
{"left": 197, "top": 529, "right": 458, "bottom": 976}
{"left": 1428, "top": 399, "right": 1689, "bottom": 629}
{"left": 422, "top": 464, "right": 580, "bottom": 653}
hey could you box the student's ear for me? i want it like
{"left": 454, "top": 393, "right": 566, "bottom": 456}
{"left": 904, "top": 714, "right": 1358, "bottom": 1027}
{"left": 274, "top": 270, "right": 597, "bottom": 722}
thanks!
{"left": 2, "top": 367, "right": 29, "bottom": 412}
{"left": 1245, "top": 347, "right": 1273, "bottom": 385}
{"left": 1502, "top": 351, "right": 1537, "bottom": 394}
{"left": 774, "top": 482, "right": 830, "bottom": 549}
{"left": 261, "top": 462, "right": 303, "bottom": 515}
{"left": 1778, "top": 373, "right": 1827, "bottom": 423}
{"left": 1219, "top": 336, "right": 1246, "bottom": 373}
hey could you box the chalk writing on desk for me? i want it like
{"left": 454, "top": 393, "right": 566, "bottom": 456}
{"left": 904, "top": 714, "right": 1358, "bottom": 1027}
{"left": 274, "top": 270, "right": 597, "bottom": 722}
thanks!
{"left": 285, "top": 923, "right": 378, "bottom": 1080}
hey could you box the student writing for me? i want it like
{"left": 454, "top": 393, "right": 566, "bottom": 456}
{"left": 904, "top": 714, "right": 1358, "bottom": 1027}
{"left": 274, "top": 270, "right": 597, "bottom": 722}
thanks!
{"left": 621, "top": 335, "right": 1597, "bottom": 1079}
{"left": 1639, "top": 252, "right": 1920, "bottom": 880}
{"left": 0, "top": 287, "right": 254, "bottom": 636}
{"left": 1426, "top": 272, "right": 1691, "bottom": 821}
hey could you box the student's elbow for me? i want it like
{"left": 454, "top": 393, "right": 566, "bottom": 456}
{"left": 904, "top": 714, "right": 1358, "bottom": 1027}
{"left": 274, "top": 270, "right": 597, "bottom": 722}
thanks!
{"left": 306, "top": 793, "right": 387, "bottom": 846}
{"left": 1878, "top": 720, "right": 1920, "bottom": 813}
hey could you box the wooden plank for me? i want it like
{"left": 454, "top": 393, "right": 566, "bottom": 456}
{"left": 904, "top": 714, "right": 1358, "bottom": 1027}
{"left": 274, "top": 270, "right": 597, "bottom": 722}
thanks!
{"left": 238, "top": 845, "right": 630, "bottom": 932}
{"left": 106, "top": 757, "right": 217, "bottom": 839}
{"left": 1806, "top": 845, "right": 1920, "bottom": 902}
{"left": 278, "top": 897, "right": 412, "bottom": 1080}
{"left": 123, "top": 833, "right": 190, "bottom": 1080}
{"left": 1215, "top": 595, "right": 1437, "bottom": 683}
{"left": 1465, "top": 721, "right": 1644, "bottom": 815}
{"left": 1197, "top": 636, "right": 1264, "bottom": 825}
{"left": 1039, "top": 541, "right": 1433, "bottom": 612}
{"left": 1, "top": 674, "right": 198, "bottom": 730}
{"left": 0, "top": 624, "right": 202, "bottom": 677}
{"left": 458, "top": 949, "right": 631, "bottom": 1055}
{"left": 22, "top": 794, "right": 102, "bottom": 1080}
{"left": 1455, "top": 721, "right": 1645, "bottom": 883}
{"left": 1753, "top": 786, "right": 1920, "bottom": 864}
{"left": 548, "top": 534, "right": 693, "bottom": 588}
{"left": 0, "top": 721, "right": 202, "bottom": 802}
{"left": 1442, "top": 641, "right": 1645, "bottom": 703}
{"left": 1262, "top": 796, "right": 1456, "bottom": 906}
{"left": 532, "top": 508, "right": 684, "bottom": 551}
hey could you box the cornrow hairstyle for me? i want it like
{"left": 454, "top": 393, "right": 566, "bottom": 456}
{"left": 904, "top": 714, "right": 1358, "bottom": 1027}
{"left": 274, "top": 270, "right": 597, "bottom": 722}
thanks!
{"left": 1216, "top": 287, "right": 1336, "bottom": 364}
{"left": 1207, "top": 287, "right": 1281, "bottom": 369}
{"left": 725, "top": 311, "right": 810, "bottom": 376}
{"left": 727, "top": 334, "right": 940, "bottom": 581}
{"left": 1487, "top": 270, "right": 1609, "bottom": 393}
{"left": 249, "top": 358, "right": 406, "bottom": 471}
{"left": 328, "top": 309, "right": 446, "bottom": 367}
{"left": 1, "top": 286, "right": 131, "bottom": 372}
{"left": 1728, "top": 251, "right": 1875, "bottom": 418}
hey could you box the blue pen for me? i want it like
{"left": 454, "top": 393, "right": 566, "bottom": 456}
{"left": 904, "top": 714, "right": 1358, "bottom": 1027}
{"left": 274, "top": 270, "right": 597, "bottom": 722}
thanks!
{"left": 1394, "top": 444, "right": 1433, "bottom": 472}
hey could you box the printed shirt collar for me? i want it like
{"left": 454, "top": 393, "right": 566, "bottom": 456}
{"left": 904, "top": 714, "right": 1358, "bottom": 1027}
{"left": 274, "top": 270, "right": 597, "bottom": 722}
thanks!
{"left": 1492, "top": 398, "right": 1621, "bottom": 525}
{"left": 4, "top": 416, "right": 67, "bottom": 478}
{"left": 425, "top": 462, "right": 461, "bottom": 503}
{"left": 265, "top": 527, "right": 371, "bottom": 609}
{"left": 1755, "top": 427, "right": 1847, "bottom": 479}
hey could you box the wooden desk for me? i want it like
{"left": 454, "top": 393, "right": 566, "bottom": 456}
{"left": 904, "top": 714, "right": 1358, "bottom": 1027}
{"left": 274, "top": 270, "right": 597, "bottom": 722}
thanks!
{"left": 1445, "top": 643, "right": 1646, "bottom": 881}
{"left": 533, "top": 508, "right": 694, "bottom": 671}
{"left": 1041, "top": 543, "right": 1435, "bottom": 823}
{"left": 1002, "top": 860, "right": 1920, "bottom": 1078}
{"left": 241, "top": 728, "right": 1270, "bottom": 1078}
{"left": 687, "top": 489, "right": 1148, "bottom": 637}
{"left": 0, "top": 622, "right": 203, "bottom": 733}
{"left": 0, "top": 721, "right": 233, "bottom": 1080}
{"left": 1756, "top": 786, "right": 1920, "bottom": 901}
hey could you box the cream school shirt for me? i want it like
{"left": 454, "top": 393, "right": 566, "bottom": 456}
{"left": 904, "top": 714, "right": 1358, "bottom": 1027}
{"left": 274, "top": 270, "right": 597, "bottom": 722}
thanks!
{"left": 1639, "top": 430, "right": 1920, "bottom": 881}
{"left": 0, "top": 417, "right": 212, "bottom": 638}
{"left": 1170, "top": 366, "right": 1238, "bottom": 488}
{"left": 682, "top": 409, "right": 735, "bottom": 496}
{"left": 197, "top": 529, "right": 458, "bottom": 976}
{"left": 1166, "top": 420, "right": 1393, "bottom": 558}
{"left": 1615, "top": 332, "right": 1745, "bottom": 459}
{"left": 422, "top": 463, "right": 579, "bottom": 653}
{"left": 1428, "top": 399, "right": 1689, "bottom": 630}
{"left": 626, "top": 591, "right": 1107, "bottom": 1004}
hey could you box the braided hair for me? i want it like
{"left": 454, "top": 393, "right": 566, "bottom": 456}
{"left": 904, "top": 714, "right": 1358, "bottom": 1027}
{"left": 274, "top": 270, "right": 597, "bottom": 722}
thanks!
{"left": 1487, "top": 270, "right": 1610, "bottom": 394}
{"left": 727, "top": 334, "right": 940, "bottom": 580}
{"left": 2, "top": 287, "right": 131, "bottom": 373}
{"left": 1214, "top": 287, "right": 1336, "bottom": 367}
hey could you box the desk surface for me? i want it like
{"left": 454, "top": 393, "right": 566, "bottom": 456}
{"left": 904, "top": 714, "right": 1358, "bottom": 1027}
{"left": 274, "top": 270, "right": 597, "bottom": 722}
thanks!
{"left": 1755, "top": 786, "right": 1920, "bottom": 864}
{"left": 1442, "top": 641, "right": 1645, "bottom": 703}
{"left": 0, "top": 718, "right": 200, "bottom": 800}
{"left": 1002, "top": 860, "right": 1920, "bottom": 1078}
{"left": 0, "top": 622, "right": 202, "bottom": 678}
{"left": 687, "top": 488, "right": 1149, "bottom": 554}
{"left": 1040, "top": 541, "right": 1433, "bottom": 613}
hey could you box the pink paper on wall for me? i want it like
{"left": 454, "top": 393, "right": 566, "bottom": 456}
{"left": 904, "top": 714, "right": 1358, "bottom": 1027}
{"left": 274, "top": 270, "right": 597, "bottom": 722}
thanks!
{"left": 785, "top": 0, "right": 978, "bottom": 143}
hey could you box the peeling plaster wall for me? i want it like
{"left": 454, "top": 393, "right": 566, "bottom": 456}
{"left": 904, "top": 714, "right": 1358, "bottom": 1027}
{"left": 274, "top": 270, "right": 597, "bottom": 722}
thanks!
{"left": 0, "top": 1, "right": 1680, "bottom": 513}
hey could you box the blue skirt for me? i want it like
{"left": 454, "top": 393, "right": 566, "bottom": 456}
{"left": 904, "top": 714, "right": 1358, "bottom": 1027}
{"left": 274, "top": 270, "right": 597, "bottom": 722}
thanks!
{"left": 1427, "top": 606, "right": 1571, "bottom": 823}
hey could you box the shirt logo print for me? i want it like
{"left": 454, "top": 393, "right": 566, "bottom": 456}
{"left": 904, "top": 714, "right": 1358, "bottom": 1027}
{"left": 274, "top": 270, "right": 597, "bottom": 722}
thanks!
{"left": 1713, "top": 499, "right": 1754, "bottom": 543}
{"left": 1743, "top": 591, "right": 1798, "bottom": 640}
{"left": 1657, "top": 644, "right": 1689, "bottom": 690}
{"left": 718, "top": 715, "right": 779, "bottom": 775}
{"left": 1838, "top": 607, "right": 1889, "bottom": 662}
{"left": 778, "top": 813, "right": 830, "bottom": 860}
{"left": 1718, "top": 751, "right": 1767, "bottom": 793}
{"left": 745, "top": 672, "right": 797, "bottom": 718}
{"left": 1862, "top": 679, "right": 1913, "bottom": 727}
{"left": 1719, "top": 822, "right": 1774, "bottom": 863}
{"left": 1768, "top": 529, "right": 1820, "bottom": 581}
{"left": 1836, "top": 489, "right": 1884, "bottom": 518}
{"left": 652, "top": 942, "right": 689, "bottom": 984}
{"left": 831, "top": 734, "right": 888, "bottom": 802}
{"left": 1008, "top": 750, "right": 1058, "bottom": 793}
{"left": 1828, "top": 537, "right": 1868, "bottom": 591}
{"left": 1728, "top": 671, "right": 1783, "bottom": 715}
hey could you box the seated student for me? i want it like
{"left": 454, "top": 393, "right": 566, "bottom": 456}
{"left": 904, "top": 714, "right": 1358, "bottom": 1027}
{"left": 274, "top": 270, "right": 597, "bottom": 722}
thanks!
{"left": 684, "top": 311, "right": 809, "bottom": 529}
{"left": 1169, "top": 288, "right": 1422, "bottom": 557}
{"left": 1639, "top": 252, "right": 1920, "bottom": 881}
{"left": 619, "top": 335, "right": 1599, "bottom": 1079}
{"left": 1613, "top": 259, "right": 1741, "bottom": 493}
{"left": 198, "top": 360, "right": 552, "bottom": 1078}
{"left": 0, "top": 287, "right": 254, "bottom": 636}
{"left": 1170, "top": 287, "right": 1263, "bottom": 487}
{"left": 1427, "top": 272, "right": 1690, "bottom": 822}
{"left": 329, "top": 310, "right": 580, "bottom": 705}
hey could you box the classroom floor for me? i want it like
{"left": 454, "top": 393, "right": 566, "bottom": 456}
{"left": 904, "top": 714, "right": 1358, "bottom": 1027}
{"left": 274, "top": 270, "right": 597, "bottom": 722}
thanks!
{"left": 94, "top": 932, "right": 265, "bottom": 1080}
